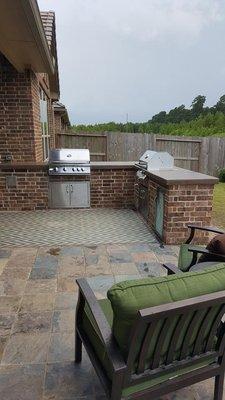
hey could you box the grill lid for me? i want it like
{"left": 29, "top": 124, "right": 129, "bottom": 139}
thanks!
{"left": 138, "top": 150, "right": 174, "bottom": 170}
{"left": 49, "top": 148, "right": 90, "bottom": 164}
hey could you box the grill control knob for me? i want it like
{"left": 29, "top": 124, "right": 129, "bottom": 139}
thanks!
{"left": 81, "top": 168, "right": 84, "bottom": 172}
{"left": 63, "top": 167, "right": 67, "bottom": 172}
{"left": 72, "top": 167, "right": 75, "bottom": 172}
{"left": 77, "top": 168, "right": 80, "bottom": 172}
{"left": 54, "top": 167, "right": 58, "bottom": 172}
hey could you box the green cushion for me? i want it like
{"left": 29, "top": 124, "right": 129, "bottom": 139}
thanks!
{"left": 107, "top": 263, "right": 225, "bottom": 362}
{"left": 81, "top": 298, "right": 114, "bottom": 378}
{"left": 178, "top": 244, "right": 201, "bottom": 271}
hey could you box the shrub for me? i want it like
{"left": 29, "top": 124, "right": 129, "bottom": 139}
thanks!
{"left": 218, "top": 168, "right": 225, "bottom": 182}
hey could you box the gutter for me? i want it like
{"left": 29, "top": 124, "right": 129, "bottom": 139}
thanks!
{"left": 21, "top": 0, "right": 54, "bottom": 75}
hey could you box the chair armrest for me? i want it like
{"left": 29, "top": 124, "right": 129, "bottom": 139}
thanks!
{"left": 186, "top": 224, "right": 224, "bottom": 244}
{"left": 76, "top": 278, "right": 126, "bottom": 372}
{"left": 188, "top": 246, "right": 225, "bottom": 266}
{"left": 162, "top": 263, "right": 184, "bottom": 275}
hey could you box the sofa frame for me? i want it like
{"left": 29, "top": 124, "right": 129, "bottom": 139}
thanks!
{"left": 75, "top": 278, "right": 225, "bottom": 400}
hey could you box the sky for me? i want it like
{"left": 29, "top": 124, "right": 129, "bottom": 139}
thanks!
{"left": 37, "top": 0, "right": 225, "bottom": 125}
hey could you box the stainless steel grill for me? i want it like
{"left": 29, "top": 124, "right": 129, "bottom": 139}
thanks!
{"left": 48, "top": 148, "right": 90, "bottom": 175}
{"left": 135, "top": 150, "right": 174, "bottom": 172}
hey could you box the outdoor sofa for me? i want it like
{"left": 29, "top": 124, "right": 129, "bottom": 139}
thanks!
{"left": 164, "top": 224, "right": 225, "bottom": 275}
{"left": 75, "top": 262, "right": 225, "bottom": 400}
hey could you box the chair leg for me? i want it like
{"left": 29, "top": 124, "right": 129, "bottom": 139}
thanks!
{"left": 214, "top": 374, "right": 224, "bottom": 400}
{"left": 75, "top": 330, "right": 82, "bottom": 363}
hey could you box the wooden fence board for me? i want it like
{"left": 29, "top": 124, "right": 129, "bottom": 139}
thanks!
{"left": 56, "top": 131, "right": 225, "bottom": 176}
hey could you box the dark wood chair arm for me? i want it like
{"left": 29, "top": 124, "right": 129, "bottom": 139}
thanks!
{"left": 188, "top": 246, "right": 225, "bottom": 267}
{"left": 76, "top": 278, "right": 126, "bottom": 372}
{"left": 162, "top": 263, "right": 184, "bottom": 275}
{"left": 186, "top": 224, "right": 224, "bottom": 244}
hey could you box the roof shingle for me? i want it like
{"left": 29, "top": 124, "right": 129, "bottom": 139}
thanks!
{"left": 40, "top": 11, "right": 55, "bottom": 49}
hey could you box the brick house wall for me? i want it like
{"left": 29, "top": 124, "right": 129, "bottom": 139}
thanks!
{"left": 0, "top": 54, "right": 56, "bottom": 163}
{"left": 0, "top": 54, "right": 43, "bottom": 162}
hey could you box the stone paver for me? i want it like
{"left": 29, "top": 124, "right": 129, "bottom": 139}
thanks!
{"left": 0, "top": 240, "right": 220, "bottom": 399}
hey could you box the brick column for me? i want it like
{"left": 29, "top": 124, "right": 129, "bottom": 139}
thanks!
{"left": 147, "top": 179, "right": 214, "bottom": 245}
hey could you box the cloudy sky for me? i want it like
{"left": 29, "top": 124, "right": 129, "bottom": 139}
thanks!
{"left": 37, "top": 0, "right": 225, "bottom": 125}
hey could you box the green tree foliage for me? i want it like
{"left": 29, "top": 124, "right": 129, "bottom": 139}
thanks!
{"left": 72, "top": 95, "right": 225, "bottom": 137}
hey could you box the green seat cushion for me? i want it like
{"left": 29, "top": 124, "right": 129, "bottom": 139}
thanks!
{"left": 107, "top": 263, "right": 225, "bottom": 361}
{"left": 81, "top": 298, "right": 114, "bottom": 379}
{"left": 178, "top": 243, "right": 202, "bottom": 271}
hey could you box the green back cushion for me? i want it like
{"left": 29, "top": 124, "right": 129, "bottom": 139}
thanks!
{"left": 107, "top": 264, "right": 225, "bottom": 364}
{"left": 178, "top": 244, "right": 201, "bottom": 271}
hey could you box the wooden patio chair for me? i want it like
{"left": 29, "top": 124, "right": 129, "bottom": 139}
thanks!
{"left": 75, "top": 273, "right": 225, "bottom": 400}
{"left": 163, "top": 224, "right": 225, "bottom": 275}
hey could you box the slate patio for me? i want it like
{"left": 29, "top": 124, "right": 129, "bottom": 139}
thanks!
{"left": 0, "top": 242, "right": 220, "bottom": 399}
{"left": 0, "top": 207, "right": 222, "bottom": 399}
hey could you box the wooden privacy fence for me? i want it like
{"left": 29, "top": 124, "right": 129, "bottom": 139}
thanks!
{"left": 56, "top": 132, "right": 107, "bottom": 161}
{"left": 56, "top": 131, "right": 225, "bottom": 176}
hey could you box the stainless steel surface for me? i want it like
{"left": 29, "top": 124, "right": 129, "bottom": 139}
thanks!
{"left": 49, "top": 181, "right": 90, "bottom": 208}
{"left": 49, "top": 148, "right": 90, "bottom": 164}
{"left": 48, "top": 148, "right": 90, "bottom": 176}
{"left": 138, "top": 184, "right": 149, "bottom": 220}
{"left": 136, "top": 150, "right": 174, "bottom": 171}
{"left": 49, "top": 165, "right": 90, "bottom": 175}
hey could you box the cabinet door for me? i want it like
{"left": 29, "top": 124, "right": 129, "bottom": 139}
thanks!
{"left": 49, "top": 182, "right": 70, "bottom": 208}
{"left": 155, "top": 188, "right": 164, "bottom": 238}
{"left": 70, "top": 182, "right": 90, "bottom": 208}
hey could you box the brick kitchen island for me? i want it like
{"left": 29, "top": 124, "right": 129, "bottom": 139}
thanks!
{"left": 0, "top": 161, "right": 217, "bottom": 244}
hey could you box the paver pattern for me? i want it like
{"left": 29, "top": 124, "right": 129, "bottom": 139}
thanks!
{"left": 0, "top": 209, "right": 157, "bottom": 246}
{"left": 0, "top": 242, "right": 219, "bottom": 399}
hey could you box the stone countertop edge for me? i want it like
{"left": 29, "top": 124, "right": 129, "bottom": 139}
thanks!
{"left": 142, "top": 167, "right": 218, "bottom": 186}
{"left": 0, "top": 161, "right": 136, "bottom": 171}
{"left": 91, "top": 161, "right": 136, "bottom": 169}
{"left": 0, "top": 161, "right": 218, "bottom": 185}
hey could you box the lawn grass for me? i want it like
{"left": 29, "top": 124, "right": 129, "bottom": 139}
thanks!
{"left": 212, "top": 182, "right": 225, "bottom": 229}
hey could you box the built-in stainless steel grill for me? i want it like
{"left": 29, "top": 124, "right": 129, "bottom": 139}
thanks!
{"left": 48, "top": 148, "right": 90, "bottom": 175}
{"left": 135, "top": 150, "right": 174, "bottom": 172}
{"left": 135, "top": 151, "right": 174, "bottom": 230}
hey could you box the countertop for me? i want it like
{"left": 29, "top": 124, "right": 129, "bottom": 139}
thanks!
{"left": 141, "top": 166, "right": 218, "bottom": 185}
{"left": 91, "top": 161, "right": 136, "bottom": 169}
{"left": 0, "top": 161, "right": 218, "bottom": 185}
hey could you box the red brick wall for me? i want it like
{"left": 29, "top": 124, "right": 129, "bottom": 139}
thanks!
{"left": 91, "top": 168, "right": 135, "bottom": 208}
{"left": 0, "top": 167, "right": 136, "bottom": 211}
{"left": 146, "top": 180, "right": 214, "bottom": 245}
{"left": 0, "top": 168, "right": 49, "bottom": 211}
{"left": 0, "top": 54, "right": 43, "bottom": 163}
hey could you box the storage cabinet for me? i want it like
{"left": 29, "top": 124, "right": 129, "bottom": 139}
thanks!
{"left": 49, "top": 181, "right": 90, "bottom": 208}
{"left": 155, "top": 187, "right": 165, "bottom": 238}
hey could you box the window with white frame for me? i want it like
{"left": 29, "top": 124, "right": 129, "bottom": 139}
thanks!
{"left": 39, "top": 87, "right": 50, "bottom": 161}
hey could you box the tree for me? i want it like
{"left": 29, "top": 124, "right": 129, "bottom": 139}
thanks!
{"left": 151, "top": 111, "right": 167, "bottom": 123}
{"left": 215, "top": 95, "right": 225, "bottom": 113}
{"left": 191, "top": 95, "right": 206, "bottom": 118}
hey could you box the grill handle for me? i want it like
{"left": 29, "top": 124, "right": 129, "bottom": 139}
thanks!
{"left": 70, "top": 184, "right": 74, "bottom": 193}
{"left": 66, "top": 185, "right": 69, "bottom": 194}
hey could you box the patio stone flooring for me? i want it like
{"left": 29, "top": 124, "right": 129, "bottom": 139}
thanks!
{"left": 0, "top": 242, "right": 222, "bottom": 399}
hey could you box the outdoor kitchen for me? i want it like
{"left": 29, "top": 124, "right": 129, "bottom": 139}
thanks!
{"left": 0, "top": 148, "right": 217, "bottom": 245}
